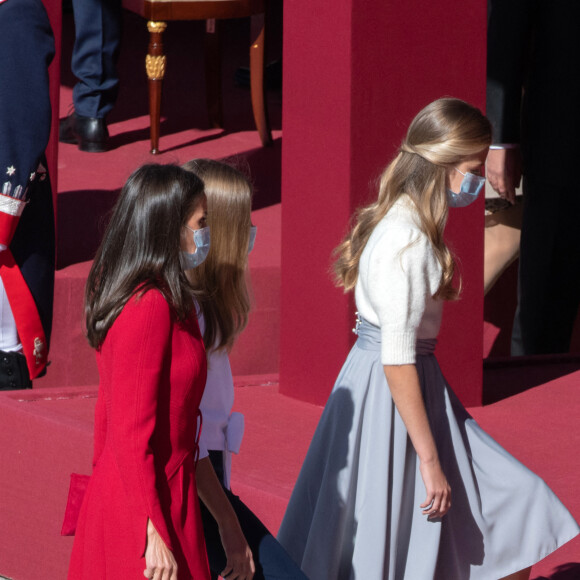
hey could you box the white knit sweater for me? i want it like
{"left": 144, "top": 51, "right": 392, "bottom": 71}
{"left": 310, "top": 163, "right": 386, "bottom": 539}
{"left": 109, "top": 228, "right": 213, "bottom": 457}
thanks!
{"left": 355, "top": 195, "right": 443, "bottom": 365}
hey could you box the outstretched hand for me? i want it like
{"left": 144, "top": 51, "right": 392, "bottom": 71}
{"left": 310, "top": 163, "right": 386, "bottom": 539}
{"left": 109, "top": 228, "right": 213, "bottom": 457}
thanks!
{"left": 144, "top": 519, "right": 178, "bottom": 580}
{"left": 419, "top": 459, "right": 451, "bottom": 519}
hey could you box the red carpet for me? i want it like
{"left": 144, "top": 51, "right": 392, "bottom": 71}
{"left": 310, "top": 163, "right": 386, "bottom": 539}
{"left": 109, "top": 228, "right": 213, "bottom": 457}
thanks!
{"left": 1, "top": 375, "right": 578, "bottom": 579}
{"left": 0, "top": 10, "right": 578, "bottom": 580}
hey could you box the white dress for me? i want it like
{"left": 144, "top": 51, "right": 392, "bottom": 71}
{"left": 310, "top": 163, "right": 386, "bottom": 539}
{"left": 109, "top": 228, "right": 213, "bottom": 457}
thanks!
{"left": 277, "top": 196, "right": 579, "bottom": 579}
{"left": 197, "top": 310, "right": 244, "bottom": 489}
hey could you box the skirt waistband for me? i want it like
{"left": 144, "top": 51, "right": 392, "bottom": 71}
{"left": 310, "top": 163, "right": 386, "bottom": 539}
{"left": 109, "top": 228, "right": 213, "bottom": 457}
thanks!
{"left": 354, "top": 315, "right": 436, "bottom": 356}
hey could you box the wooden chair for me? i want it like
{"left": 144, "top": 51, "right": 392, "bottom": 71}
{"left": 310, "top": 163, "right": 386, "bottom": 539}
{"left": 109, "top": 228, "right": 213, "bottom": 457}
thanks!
{"left": 122, "top": 0, "right": 273, "bottom": 154}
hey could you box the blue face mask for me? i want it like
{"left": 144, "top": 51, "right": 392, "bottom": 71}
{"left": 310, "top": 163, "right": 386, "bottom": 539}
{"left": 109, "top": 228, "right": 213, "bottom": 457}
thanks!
{"left": 181, "top": 226, "right": 210, "bottom": 269}
{"left": 248, "top": 226, "right": 257, "bottom": 254}
{"left": 446, "top": 168, "right": 485, "bottom": 208}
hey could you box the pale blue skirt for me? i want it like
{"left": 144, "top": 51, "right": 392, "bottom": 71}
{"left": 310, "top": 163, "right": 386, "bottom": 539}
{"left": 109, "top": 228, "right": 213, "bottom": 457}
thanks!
{"left": 278, "top": 318, "right": 579, "bottom": 579}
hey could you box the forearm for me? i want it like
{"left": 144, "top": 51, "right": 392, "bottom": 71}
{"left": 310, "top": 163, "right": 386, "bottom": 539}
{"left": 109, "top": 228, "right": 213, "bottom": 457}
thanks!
{"left": 196, "top": 457, "right": 239, "bottom": 529}
{"left": 196, "top": 456, "right": 255, "bottom": 577}
{"left": 383, "top": 364, "right": 439, "bottom": 464}
{"left": 384, "top": 364, "right": 451, "bottom": 516}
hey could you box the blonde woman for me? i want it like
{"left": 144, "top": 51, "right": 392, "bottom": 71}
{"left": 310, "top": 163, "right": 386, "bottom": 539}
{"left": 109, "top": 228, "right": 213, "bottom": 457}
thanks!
{"left": 277, "top": 98, "right": 579, "bottom": 579}
{"left": 183, "top": 159, "right": 308, "bottom": 580}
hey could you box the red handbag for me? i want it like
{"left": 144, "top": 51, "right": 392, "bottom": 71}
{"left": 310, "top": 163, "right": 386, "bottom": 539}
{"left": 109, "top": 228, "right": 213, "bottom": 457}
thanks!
{"left": 61, "top": 473, "right": 90, "bottom": 536}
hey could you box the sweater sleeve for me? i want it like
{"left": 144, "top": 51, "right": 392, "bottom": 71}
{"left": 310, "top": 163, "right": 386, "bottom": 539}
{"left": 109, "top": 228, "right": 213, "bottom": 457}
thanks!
{"left": 108, "top": 290, "right": 174, "bottom": 554}
{"left": 364, "top": 226, "right": 440, "bottom": 365}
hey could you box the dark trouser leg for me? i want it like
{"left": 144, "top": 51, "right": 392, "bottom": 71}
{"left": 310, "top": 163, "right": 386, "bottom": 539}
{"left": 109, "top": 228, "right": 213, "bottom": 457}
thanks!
{"left": 512, "top": 14, "right": 580, "bottom": 356}
{"left": 0, "top": 352, "right": 32, "bottom": 390}
{"left": 70, "top": 0, "right": 122, "bottom": 118}
{"left": 202, "top": 451, "right": 308, "bottom": 580}
{"left": 512, "top": 175, "right": 580, "bottom": 355}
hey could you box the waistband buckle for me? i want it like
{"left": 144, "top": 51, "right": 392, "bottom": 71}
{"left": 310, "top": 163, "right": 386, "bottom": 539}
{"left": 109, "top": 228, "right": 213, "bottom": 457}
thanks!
{"left": 352, "top": 312, "right": 362, "bottom": 335}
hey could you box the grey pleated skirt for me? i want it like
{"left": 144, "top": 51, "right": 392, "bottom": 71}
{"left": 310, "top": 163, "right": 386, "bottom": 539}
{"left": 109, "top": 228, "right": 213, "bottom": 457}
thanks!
{"left": 277, "top": 318, "right": 579, "bottom": 580}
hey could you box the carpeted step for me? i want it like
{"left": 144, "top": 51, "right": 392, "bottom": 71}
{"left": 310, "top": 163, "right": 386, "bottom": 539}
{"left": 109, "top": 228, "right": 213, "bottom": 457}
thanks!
{"left": 36, "top": 204, "right": 281, "bottom": 389}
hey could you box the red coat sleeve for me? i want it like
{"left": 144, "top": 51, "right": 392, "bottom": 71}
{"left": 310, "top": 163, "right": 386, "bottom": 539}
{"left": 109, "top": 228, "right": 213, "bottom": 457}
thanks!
{"left": 92, "top": 392, "right": 106, "bottom": 469}
{"left": 107, "top": 289, "right": 174, "bottom": 554}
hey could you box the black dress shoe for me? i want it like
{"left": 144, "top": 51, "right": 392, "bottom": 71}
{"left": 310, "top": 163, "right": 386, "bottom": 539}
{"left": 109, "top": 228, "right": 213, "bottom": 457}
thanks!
{"left": 59, "top": 112, "right": 110, "bottom": 153}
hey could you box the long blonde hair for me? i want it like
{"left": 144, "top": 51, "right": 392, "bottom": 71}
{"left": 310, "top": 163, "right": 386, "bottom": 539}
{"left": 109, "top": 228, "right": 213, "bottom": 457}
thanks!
{"left": 183, "top": 158, "right": 253, "bottom": 351}
{"left": 334, "top": 97, "right": 492, "bottom": 300}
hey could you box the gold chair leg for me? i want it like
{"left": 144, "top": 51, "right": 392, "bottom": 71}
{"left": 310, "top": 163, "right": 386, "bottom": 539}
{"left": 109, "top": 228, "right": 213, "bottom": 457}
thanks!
{"left": 205, "top": 19, "right": 223, "bottom": 129}
{"left": 250, "top": 13, "right": 272, "bottom": 146}
{"left": 146, "top": 21, "right": 167, "bottom": 155}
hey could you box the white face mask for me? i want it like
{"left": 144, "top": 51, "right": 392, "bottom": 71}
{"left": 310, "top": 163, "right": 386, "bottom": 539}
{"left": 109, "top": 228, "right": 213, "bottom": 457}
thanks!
{"left": 248, "top": 226, "right": 257, "bottom": 254}
{"left": 181, "top": 226, "right": 210, "bottom": 269}
{"left": 446, "top": 168, "right": 486, "bottom": 208}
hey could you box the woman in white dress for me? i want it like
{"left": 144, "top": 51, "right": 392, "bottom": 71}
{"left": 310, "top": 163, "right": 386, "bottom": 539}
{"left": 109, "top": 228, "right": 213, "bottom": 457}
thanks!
{"left": 183, "top": 159, "right": 309, "bottom": 580}
{"left": 277, "top": 98, "right": 579, "bottom": 580}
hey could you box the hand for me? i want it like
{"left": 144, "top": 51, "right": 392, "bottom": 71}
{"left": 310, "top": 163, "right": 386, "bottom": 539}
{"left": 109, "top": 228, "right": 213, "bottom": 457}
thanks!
{"left": 419, "top": 459, "right": 451, "bottom": 519}
{"left": 143, "top": 519, "right": 178, "bottom": 580}
{"left": 218, "top": 519, "right": 255, "bottom": 580}
{"left": 486, "top": 147, "right": 522, "bottom": 205}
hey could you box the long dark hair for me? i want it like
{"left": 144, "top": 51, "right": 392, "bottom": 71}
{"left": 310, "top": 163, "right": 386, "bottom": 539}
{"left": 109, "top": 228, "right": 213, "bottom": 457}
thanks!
{"left": 85, "top": 164, "right": 205, "bottom": 348}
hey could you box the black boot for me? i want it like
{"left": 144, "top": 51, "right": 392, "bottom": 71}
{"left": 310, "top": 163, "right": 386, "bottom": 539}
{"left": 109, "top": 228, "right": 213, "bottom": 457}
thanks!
{"left": 59, "top": 112, "right": 110, "bottom": 153}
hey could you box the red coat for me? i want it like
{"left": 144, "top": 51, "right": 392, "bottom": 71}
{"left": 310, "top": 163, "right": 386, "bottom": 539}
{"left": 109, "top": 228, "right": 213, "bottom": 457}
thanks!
{"left": 68, "top": 289, "right": 211, "bottom": 579}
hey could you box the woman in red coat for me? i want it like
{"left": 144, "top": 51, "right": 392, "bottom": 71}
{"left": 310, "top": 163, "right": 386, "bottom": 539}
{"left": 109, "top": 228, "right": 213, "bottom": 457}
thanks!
{"left": 68, "top": 164, "right": 252, "bottom": 579}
